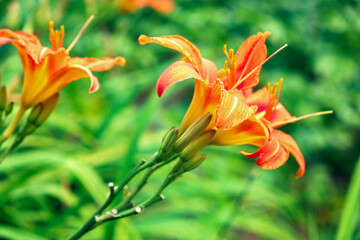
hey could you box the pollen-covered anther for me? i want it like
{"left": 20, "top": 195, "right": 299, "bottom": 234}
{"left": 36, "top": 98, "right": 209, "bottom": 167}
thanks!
{"left": 48, "top": 21, "right": 65, "bottom": 50}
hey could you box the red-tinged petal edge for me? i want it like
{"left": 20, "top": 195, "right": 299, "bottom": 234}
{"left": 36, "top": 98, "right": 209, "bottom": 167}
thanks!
{"left": 273, "top": 130, "right": 305, "bottom": 178}
{"left": 256, "top": 136, "right": 290, "bottom": 171}
{"left": 156, "top": 61, "right": 202, "bottom": 97}
{"left": 201, "top": 58, "right": 217, "bottom": 84}
{"left": 234, "top": 32, "right": 270, "bottom": 90}
{"left": 138, "top": 34, "right": 203, "bottom": 71}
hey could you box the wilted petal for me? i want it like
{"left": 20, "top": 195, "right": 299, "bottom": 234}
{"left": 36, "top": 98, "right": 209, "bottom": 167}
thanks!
{"left": 216, "top": 89, "right": 257, "bottom": 130}
{"left": 138, "top": 34, "right": 203, "bottom": 71}
{"left": 235, "top": 32, "right": 270, "bottom": 90}
{"left": 156, "top": 61, "right": 202, "bottom": 97}
{"left": 69, "top": 56, "right": 126, "bottom": 72}
{"left": 273, "top": 130, "right": 305, "bottom": 178}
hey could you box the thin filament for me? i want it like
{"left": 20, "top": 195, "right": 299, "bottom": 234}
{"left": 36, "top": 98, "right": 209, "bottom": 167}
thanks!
{"left": 272, "top": 110, "right": 333, "bottom": 128}
{"left": 232, "top": 44, "right": 288, "bottom": 90}
{"left": 66, "top": 15, "right": 94, "bottom": 52}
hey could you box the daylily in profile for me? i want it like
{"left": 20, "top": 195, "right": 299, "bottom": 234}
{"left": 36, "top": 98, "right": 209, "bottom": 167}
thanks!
{"left": 139, "top": 33, "right": 331, "bottom": 177}
{"left": 0, "top": 16, "right": 125, "bottom": 140}
{"left": 119, "top": 0, "right": 175, "bottom": 14}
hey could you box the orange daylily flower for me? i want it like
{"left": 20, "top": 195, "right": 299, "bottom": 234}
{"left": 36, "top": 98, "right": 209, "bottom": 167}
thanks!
{"left": 119, "top": 0, "right": 175, "bottom": 14}
{"left": 242, "top": 81, "right": 332, "bottom": 177}
{"left": 139, "top": 33, "right": 331, "bottom": 177}
{"left": 0, "top": 16, "right": 125, "bottom": 139}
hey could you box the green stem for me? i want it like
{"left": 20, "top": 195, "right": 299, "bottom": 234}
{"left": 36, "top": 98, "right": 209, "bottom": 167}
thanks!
{"left": 67, "top": 151, "right": 177, "bottom": 240}
{"left": 335, "top": 154, "right": 360, "bottom": 240}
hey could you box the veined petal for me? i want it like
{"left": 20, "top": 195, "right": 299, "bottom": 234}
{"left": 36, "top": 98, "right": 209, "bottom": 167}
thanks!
{"left": 138, "top": 34, "right": 203, "bottom": 71}
{"left": 273, "top": 130, "right": 305, "bottom": 178}
{"left": 69, "top": 56, "right": 126, "bottom": 72}
{"left": 216, "top": 89, "right": 257, "bottom": 130}
{"left": 235, "top": 32, "right": 270, "bottom": 90}
{"left": 256, "top": 136, "right": 290, "bottom": 170}
{"left": 156, "top": 61, "right": 202, "bottom": 97}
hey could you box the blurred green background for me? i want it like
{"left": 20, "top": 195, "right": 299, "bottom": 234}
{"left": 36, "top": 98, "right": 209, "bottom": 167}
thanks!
{"left": 0, "top": 0, "right": 359, "bottom": 239}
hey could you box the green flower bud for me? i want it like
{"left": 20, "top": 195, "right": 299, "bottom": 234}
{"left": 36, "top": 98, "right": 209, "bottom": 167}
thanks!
{"left": 0, "top": 86, "right": 7, "bottom": 110}
{"left": 27, "top": 103, "right": 43, "bottom": 124}
{"left": 160, "top": 127, "right": 179, "bottom": 153}
{"left": 180, "top": 130, "right": 216, "bottom": 161}
{"left": 174, "top": 113, "right": 212, "bottom": 152}
{"left": 182, "top": 154, "right": 206, "bottom": 172}
{"left": 34, "top": 94, "right": 59, "bottom": 126}
{"left": 5, "top": 102, "right": 13, "bottom": 116}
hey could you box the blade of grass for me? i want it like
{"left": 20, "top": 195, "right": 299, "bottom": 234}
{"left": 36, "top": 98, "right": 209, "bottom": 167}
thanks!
{"left": 335, "top": 154, "right": 360, "bottom": 240}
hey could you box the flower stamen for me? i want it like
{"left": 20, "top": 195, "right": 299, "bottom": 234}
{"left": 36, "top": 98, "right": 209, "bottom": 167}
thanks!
{"left": 232, "top": 44, "right": 288, "bottom": 90}
{"left": 272, "top": 110, "right": 333, "bottom": 128}
{"left": 66, "top": 15, "right": 94, "bottom": 53}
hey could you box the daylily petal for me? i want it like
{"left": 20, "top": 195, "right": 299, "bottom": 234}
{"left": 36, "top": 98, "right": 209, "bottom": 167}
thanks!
{"left": 211, "top": 118, "right": 267, "bottom": 146}
{"left": 273, "top": 130, "right": 305, "bottom": 178}
{"left": 27, "top": 64, "right": 99, "bottom": 106}
{"left": 235, "top": 32, "right": 270, "bottom": 90}
{"left": 255, "top": 135, "right": 290, "bottom": 170}
{"left": 156, "top": 61, "right": 202, "bottom": 97}
{"left": 143, "top": 0, "right": 175, "bottom": 13}
{"left": 138, "top": 34, "right": 203, "bottom": 72}
{"left": 216, "top": 89, "right": 257, "bottom": 130}
{"left": 201, "top": 58, "right": 217, "bottom": 84}
{"left": 69, "top": 56, "right": 126, "bottom": 72}
{"left": 179, "top": 80, "right": 222, "bottom": 134}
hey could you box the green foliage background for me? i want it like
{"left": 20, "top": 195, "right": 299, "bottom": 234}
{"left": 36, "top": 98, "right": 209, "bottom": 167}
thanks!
{"left": 0, "top": 0, "right": 359, "bottom": 239}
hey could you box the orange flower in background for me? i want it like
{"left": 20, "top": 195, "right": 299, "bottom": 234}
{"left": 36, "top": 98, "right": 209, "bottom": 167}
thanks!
{"left": 119, "top": 0, "right": 175, "bottom": 14}
{"left": 139, "top": 33, "right": 331, "bottom": 177}
{"left": 0, "top": 16, "right": 125, "bottom": 140}
{"left": 0, "top": 16, "right": 125, "bottom": 109}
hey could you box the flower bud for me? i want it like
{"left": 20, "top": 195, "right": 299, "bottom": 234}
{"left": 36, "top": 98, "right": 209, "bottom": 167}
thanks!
{"left": 180, "top": 130, "right": 216, "bottom": 161}
{"left": 27, "top": 103, "right": 43, "bottom": 124}
{"left": 5, "top": 102, "right": 13, "bottom": 116}
{"left": 160, "top": 127, "right": 179, "bottom": 153}
{"left": 182, "top": 154, "right": 206, "bottom": 172}
{"left": 174, "top": 113, "right": 212, "bottom": 152}
{"left": 0, "top": 86, "right": 7, "bottom": 111}
{"left": 34, "top": 94, "right": 59, "bottom": 126}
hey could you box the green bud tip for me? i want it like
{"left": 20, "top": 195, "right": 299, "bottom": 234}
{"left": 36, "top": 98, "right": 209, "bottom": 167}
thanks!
{"left": 0, "top": 86, "right": 7, "bottom": 110}
{"left": 35, "top": 94, "right": 59, "bottom": 126}
{"left": 161, "top": 127, "right": 179, "bottom": 153}
{"left": 5, "top": 102, "right": 13, "bottom": 116}
{"left": 182, "top": 154, "right": 206, "bottom": 172}
{"left": 174, "top": 113, "right": 212, "bottom": 152}
{"left": 27, "top": 103, "right": 43, "bottom": 124}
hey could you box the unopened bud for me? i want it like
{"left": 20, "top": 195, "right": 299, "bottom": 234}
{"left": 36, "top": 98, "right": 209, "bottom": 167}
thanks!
{"left": 21, "top": 123, "right": 37, "bottom": 136}
{"left": 180, "top": 130, "right": 216, "bottom": 161}
{"left": 35, "top": 94, "right": 59, "bottom": 126}
{"left": 27, "top": 103, "right": 43, "bottom": 124}
{"left": 0, "top": 86, "right": 7, "bottom": 110}
{"left": 161, "top": 127, "right": 179, "bottom": 153}
{"left": 5, "top": 102, "right": 13, "bottom": 116}
{"left": 174, "top": 113, "right": 212, "bottom": 152}
{"left": 182, "top": 154, "right": 206, "bottom": 172}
